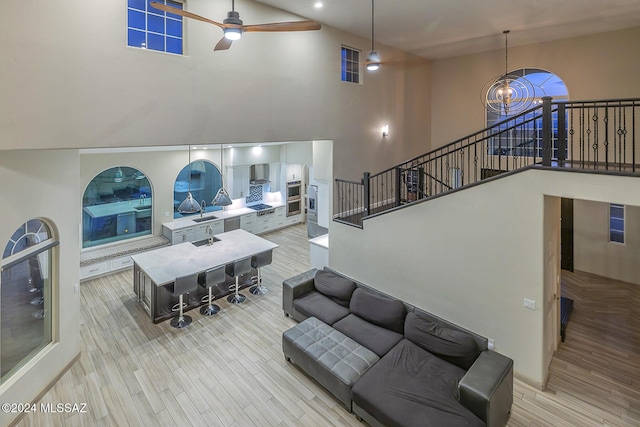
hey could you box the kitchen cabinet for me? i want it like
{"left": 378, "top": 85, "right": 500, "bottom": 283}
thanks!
{"left": 80, "top": 261, "right": 110, "bottom": 280}
{"left": 240, "top": 213, "right": 256, "bottom": 233}
{"left": 228, "top": 166, "right": 250, "bottom": 199}
{"left": 269, "top": 162, "right": 283, "bottom": 194}
{"left": 286, "top": 164, "right": 302, "bottom": 181}
{"left": 168, "top": 227, "right": 195, "bottom": 244}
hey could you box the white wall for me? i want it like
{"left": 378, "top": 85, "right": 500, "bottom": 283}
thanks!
{"left": 0, "top": 150, "right": 80, "bottom": 427}
{"left": 430, "top": 27, "right": 640, "bottom": 149}
{"left": 329, "top": 169, "right": 640, "bottom": 387}
{"left": 0, "top": 0, "right": 430, "bottom": 182}
{"left": 574, "top": 200, "right": 640, "bottom": 285}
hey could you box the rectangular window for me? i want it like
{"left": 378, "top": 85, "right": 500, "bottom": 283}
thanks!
{"left": 341, "top": 46, "right": 360, "bottom": 84}
{"left": 127, "top": 0, "right": 183, "bottom": 55}
{"left": 609, "top": 203, "right": 624, "bottom": 244}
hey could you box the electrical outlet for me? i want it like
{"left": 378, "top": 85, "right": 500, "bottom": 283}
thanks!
{"left": 523, "top": 298, "right": 536, "bottom": 310}
{"left": 164, "top": 211, "right": 170, "bottom": 217}
{"left": 488, "top": 339, "right": 495, "bottom": 350}
{"left": 74, "top": 283, "right": 80, "bottom": 294}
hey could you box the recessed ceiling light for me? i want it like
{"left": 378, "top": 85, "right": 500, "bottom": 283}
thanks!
{"left": 314, "top": 2, "right": 323, "bottom": 8}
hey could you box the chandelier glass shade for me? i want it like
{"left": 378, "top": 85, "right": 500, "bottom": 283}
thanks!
{"left": 482, "top": 30, "right": 543, "bottom": 116}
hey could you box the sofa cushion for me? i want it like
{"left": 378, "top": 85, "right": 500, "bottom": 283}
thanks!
{"left": 352, "top": 339, "right": 484, "bottom": 427}
{"left": 404, "top": 312, "right": 480, "bottom": 370}
{"left": 349, "top": 288, "right": 406, "bottom": 334}
{"left": 314, "top": 270, "right": 357, "bottom": 307}
{"left": 294, "top": 291, "right": 350, "bottom": 325}
{"left": 333, "top": 314, "right": 404, "bottom": 357}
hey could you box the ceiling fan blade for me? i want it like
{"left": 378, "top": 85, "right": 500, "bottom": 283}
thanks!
{"left": 214, "top": 37, "right": 233, "bottom": 51}
{"left": 243, "top": 20, "right": 321, "bottom": 33}
{"left": 149, "top": 2, "right": 225, "bottom": 28}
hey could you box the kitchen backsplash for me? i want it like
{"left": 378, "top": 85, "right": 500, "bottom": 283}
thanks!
{"left": 246, "top": 185, "right": 263, "bottom": 203}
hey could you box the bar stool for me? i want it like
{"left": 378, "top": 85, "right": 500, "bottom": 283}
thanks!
{"left": 250, "top": 250, "right": 273, "bottom": 295}
{"left": 226, "top": 257, "right": 252, "bottom": 304}
{"left": 199, "top": 265, "right": 225, "bottom": 316}
{"left": 169, "top": 273, "right": 199, "bottom": 328}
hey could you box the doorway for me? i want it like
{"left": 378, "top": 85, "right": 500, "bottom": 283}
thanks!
{"left": 561, "top": 198, "right": 574, "bottom": 272}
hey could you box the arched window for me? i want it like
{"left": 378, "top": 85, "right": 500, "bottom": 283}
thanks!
{"left": 487, "top": 68, "right": 569, "bottom": 158}
{"left": 174, "top": 160, "right": 223, "bottom": 219}
{"left": 1, "top": 219, "right": 57, "bottom": 383}
{"left": 82, "top": 166, "right": 152, "bottom": 248}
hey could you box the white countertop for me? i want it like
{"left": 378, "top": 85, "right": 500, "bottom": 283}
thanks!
{"left": 84, "top": 199, "right": 152, "bottom": 218}
{"left": 162, "top": 202, "right": 285, "bottom": 231}
{"left": 309, "top": 233, "right": 329, "bottom": 249}
{"left": 131, "top": 229, "right": 278, "bottom": 286}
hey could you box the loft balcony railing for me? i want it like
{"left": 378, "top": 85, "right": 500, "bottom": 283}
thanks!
{"left": 335, "top": 97, "right": 640, "bottom": 228}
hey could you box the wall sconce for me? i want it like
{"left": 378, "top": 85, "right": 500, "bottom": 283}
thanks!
{"left": 381, "top": 125, "right": 389, "bottom": 137}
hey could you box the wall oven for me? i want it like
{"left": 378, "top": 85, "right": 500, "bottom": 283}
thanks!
{"left": 286, "top": 180, "right": 302, "bottom": 200}
{"left": 286, "top": 180, "right": 302, "bottom": 216}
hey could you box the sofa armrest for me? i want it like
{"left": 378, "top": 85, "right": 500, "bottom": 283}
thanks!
{"left": 459, "top": 350, "right": 513, "bottom": 427}
{"left": 282, "top": 269, "right": 318, "bottom": 317}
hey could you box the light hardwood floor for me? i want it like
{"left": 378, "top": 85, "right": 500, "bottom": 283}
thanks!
{"left": 15, "top": 225, "right": 640, "bottom": 426}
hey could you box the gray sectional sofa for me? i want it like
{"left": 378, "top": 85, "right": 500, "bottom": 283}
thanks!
{"left": 282, "top": 267, "right": 514, "bottom": 427}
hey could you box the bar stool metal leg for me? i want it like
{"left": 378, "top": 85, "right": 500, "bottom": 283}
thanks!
{"left": 250, "top": 267, "right": 268, "bottom": 295}
{"left": 170, "top": 294, "right": 192, "bottom": 328}
{"left": 228, "top": 276, "right": 247, "bottom": 304}
{"left": 200, "top": 286, "right": 220, "bottom": 315}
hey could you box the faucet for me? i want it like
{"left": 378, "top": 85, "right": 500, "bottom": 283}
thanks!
{"left": 200, "top": 200, "right": 206, "bottom": 217}
{"left": 205, "top": 224, "right": 214, "bottom": 245}
{"left": 139, "top": 194, "right": 146, "bottom": 206}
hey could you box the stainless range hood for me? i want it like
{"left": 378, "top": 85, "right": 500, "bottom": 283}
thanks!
{"left": 250, "top": 164, "right": 270, "bottom": 184}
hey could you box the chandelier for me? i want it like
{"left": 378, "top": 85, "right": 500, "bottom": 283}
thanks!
{"left": 482, "top": 30, "right": 542, "bottom": 116}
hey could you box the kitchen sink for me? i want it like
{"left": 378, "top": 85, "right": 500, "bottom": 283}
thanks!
{"left": 134, "top": 206, "right": 151, "bottom": 211}
{"left": 191, "top": 237, "right": 220, "bottom": 247}
{"left": 192, "top": 216, "right": 218, "bottom": 222}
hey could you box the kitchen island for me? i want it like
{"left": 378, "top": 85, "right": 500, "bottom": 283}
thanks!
{"left": 132, "top": 229, "right": 278, "bottom": 323}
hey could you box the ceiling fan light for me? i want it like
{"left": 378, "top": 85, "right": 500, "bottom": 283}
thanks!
{"left": 224, "top": 28, "right": 242, "bottom": 40}
{"left": 366, "top": 51, "right": 380, "bottom": 71}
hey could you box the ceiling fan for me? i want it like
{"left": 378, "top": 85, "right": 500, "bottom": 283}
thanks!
{"left": 150, "top": 1, "right": 321, "bottom": 51}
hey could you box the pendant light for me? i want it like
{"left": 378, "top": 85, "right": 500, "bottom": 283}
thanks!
{"left": 366, "top": 0, "right": 380, "bottom": 71}
{"left": 223, "top": 0, "right": 243, "bottom": 41}
{"left": 178, "top": 145, "right": 202, "bottom": 214}
{"left": 113, "top": 167, "right": 124, "bottom": 183}
{"left": 212, "top": 143, "right": 232, "bottom": 207}
{"left": 482, "top": 30, "right": 540, "bottom": 116}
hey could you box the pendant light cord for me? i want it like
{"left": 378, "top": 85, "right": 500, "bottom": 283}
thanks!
{"left": 503, "top": 30, "right": 509, "bottom": 78}
{"left": 371, "top": 0, "right": 375, "bottom": 51}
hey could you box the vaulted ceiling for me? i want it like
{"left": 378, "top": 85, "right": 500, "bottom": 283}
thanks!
{"left": 255, "top": 0, "right": 640, "bottom": 59}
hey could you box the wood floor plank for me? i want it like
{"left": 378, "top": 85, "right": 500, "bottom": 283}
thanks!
{"left": 13, "top": 225, "right": 640, "bottom": 426}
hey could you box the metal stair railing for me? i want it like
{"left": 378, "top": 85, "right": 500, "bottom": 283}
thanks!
{"left": 334, "top": 97, "right": 640, "bottom": 228}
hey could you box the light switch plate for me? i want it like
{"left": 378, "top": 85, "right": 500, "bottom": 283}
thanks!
{"left": 523, "top": 298, "right": 536, "bottom": 310}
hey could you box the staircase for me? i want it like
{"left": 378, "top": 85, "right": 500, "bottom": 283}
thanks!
{"left": 335, "top": 97, "right": 640, "bottom": 227}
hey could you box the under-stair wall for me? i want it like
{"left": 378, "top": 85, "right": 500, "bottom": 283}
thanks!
{"left": 329, "top": 168, "right": 640, "bottom": 387}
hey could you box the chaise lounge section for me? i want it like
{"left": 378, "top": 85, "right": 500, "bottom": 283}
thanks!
{"left": 282, "top": 267, "right": 514, "bottom": 427}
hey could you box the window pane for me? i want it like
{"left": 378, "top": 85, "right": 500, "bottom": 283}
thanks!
{"left": 166, "top": 36, "right": 183, "bottom": 54}
{"left": 128, "top": 0, "right": 145, "bottom": 11}
{"left": 610, "top": 230, "right": 624, "bottom": 243}
{"left": 166, "top": 0, "right": 183, "bottom": 19}
{"left": 174, "top": 160, "right": 223, "bottom": 219}
{"left": 166, "top": 19, "right": 182, "bottom": 37}
{"left": 147, "top": 33, "right": 165, "bottom": 51}
{"left": 83, "top": 167, "right": 152, "bottom": 248}
{"left": 128, "top": 9, "right": 146, "bottom": 30}
{"left": 1, "top": 233, "right": 53, "bottom": 383}
{"left": 128, "top": 29, "right": 146, "bottom": 48}
{"left": 128, "top": 1, "right": 183, "bottom": 54}
{"left": 148, "top": 13, "right": 165, "bottom": 34}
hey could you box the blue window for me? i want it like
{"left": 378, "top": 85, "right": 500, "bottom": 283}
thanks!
{"left": 174, "top": 160, "right": 223, "bottom": 219}
{"left": 341, "top": 46, "right": 360, "bottom": 84}
{"left": 82, "top": 167, "right": 153, "bottom": 248}
{"left": 2, "top": 219, "right": 56, "bottom": 383}
{"left": 127, "top": 0, "right": 183, "bottom": 54}
{"left": 609, "top": 203, "right": 624, "bottom": 244}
